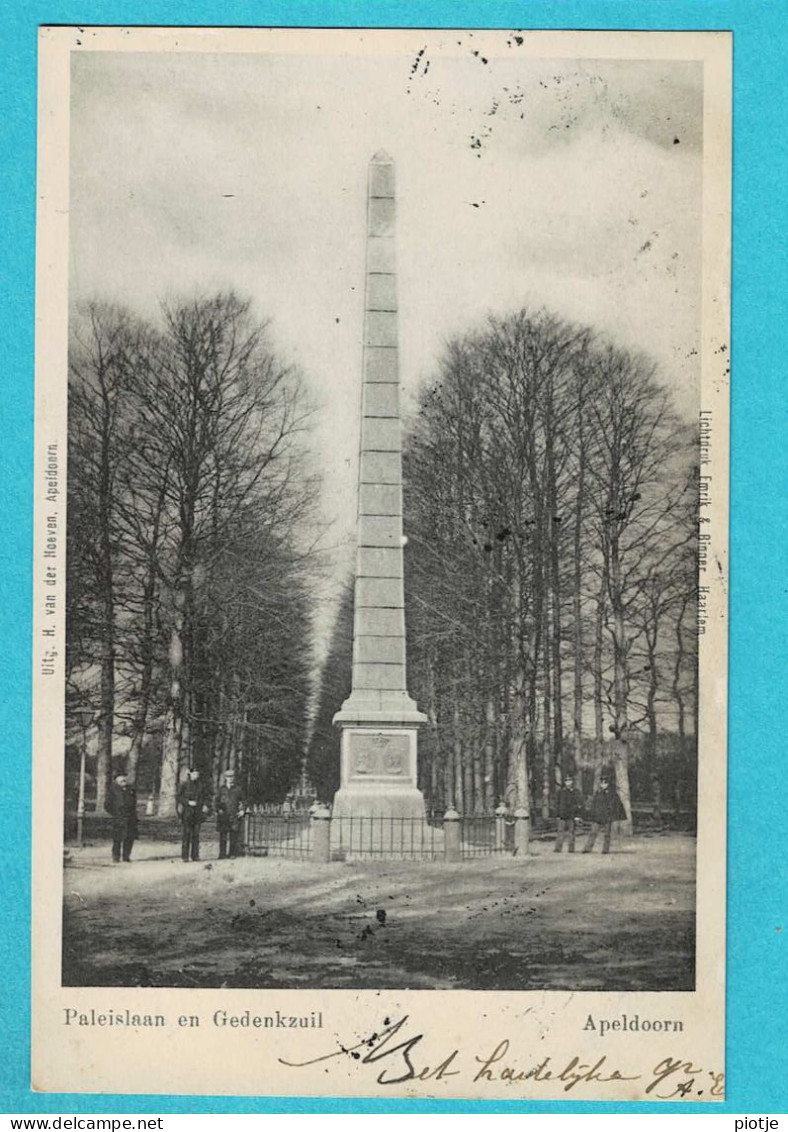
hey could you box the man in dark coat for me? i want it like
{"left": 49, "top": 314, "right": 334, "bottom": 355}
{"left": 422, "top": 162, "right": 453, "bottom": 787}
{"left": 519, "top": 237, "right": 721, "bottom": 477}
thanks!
{"left": 106, "top": 773, "right": 138, "bottom": 863}
{"left": 177, "top": 768, "right": 210, "bottom": 862}
{"left": 554, "top": 774, "right": 583, "bottom": 852}
{"left": 215, "top": 768, "right": 245, "bottom": 859}
{"left": 582, "top": 775, "right": 627, "bottom": 854}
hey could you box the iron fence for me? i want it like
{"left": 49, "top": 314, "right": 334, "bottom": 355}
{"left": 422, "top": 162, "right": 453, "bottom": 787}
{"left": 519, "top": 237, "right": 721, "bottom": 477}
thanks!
{"left": 242, "top": 807, "right": 312, "bottom": 859}
{"left": 460, "top": 814, "right": 512, "bottom": 858}
{"left": 239, "top": 805, "right": 523, "bottom": 861}
{"left": 330, "top": 815, "right": 444, "bottom": 860}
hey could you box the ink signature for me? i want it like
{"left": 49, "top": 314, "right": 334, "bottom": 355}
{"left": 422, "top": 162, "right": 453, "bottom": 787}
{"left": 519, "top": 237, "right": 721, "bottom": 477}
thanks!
{"left": 279, "top": 1015, "right": 725, "bottom": 1098}
{"left": 279, "top": 1015, "right": 460, "bottom": 1086}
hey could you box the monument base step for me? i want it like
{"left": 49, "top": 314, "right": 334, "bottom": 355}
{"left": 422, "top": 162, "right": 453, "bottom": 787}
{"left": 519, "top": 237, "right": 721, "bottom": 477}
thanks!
{"left": 331, "top": 787, "right": 426, "bottom": 821}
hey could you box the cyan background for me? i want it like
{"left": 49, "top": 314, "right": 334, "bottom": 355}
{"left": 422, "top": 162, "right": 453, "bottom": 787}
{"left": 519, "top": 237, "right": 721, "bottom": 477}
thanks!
{"left": 1, "top": 1, "right": 785, "bottom": 1115}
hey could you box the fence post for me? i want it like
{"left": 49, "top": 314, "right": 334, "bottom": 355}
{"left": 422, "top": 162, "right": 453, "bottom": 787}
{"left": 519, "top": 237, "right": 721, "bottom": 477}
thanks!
{"left": 312, "top": 804, "right": 331, "bottom": 864}
{"left": 494, "top": 802, "right": 508, "bottom": 851}
{"left": 514, "top": 807, "right": 530, "bottom": 855}
{"left": 444, "top": 807, "right": 461, "bottom": 862}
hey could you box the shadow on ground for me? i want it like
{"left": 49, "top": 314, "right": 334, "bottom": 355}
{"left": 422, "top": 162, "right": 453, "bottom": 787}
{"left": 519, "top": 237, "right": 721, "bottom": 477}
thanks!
{"left": 63, "top": 833, "right": 695, "bottom": 992}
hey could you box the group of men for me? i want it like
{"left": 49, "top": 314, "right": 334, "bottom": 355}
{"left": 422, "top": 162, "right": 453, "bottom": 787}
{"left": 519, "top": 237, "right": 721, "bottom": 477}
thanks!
{"left": 106, "top": 767, "right": 626, "bottom": 864}
{"left": 106, "top": 768, "right": 246, "bottom": 864}
{"left": 554, "top": 772, "right": 628, "bottom": 854}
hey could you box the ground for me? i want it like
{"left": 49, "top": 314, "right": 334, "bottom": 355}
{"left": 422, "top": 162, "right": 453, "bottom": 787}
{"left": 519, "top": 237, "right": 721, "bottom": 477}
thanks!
{"left": 62, "top": 832, "right": 696, "bottom": 991}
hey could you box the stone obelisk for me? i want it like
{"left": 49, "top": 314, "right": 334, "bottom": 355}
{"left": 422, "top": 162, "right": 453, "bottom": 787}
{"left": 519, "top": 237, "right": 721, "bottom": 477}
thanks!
{"left": 332, "top": 151, "right": 427, "bottom": 820}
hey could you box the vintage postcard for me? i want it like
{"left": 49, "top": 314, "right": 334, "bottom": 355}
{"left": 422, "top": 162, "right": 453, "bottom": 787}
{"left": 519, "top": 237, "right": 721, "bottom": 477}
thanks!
{"left": 32, "top": 26, "right": 730, "bottom": 1100}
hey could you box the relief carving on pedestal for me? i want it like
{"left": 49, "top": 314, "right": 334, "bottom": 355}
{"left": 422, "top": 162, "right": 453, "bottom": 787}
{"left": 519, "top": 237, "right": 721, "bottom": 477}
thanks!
{"left": 349, "top": 731, "right": 409, "bottom": 778}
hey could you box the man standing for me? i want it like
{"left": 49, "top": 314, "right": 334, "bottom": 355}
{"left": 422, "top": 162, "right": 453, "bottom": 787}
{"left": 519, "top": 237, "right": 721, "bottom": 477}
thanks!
{"left": 177, "top": 768, "right": 210, "bottom": 862}
{"left": 582, "top": 773, "right": 627, "bottom": 854}
{"left": 106, "top": 772, "right": 138, "bottom": 863}
{"left": 215, "top": 768, "right": 245, "bottom": 859}
{"left": 554, "top": 774, "right": 583, "bottom": 853}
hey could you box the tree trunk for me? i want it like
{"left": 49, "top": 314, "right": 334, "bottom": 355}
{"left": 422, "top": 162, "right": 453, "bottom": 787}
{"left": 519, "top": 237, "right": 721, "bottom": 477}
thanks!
{"left": 158, "top": 588, "right": 186, "bottom": 816}
{"left": 425, "top": 648, "right": 440, "bottom": 810}
{"left": 673, "top": 594, "right": 689, "bottom": 742}
{"left": 484, "top": 693, "right": 496, "bottom": 812}
{"left": 96, "top": 638, "right": 113, "bottom": 813}
{"left": 510, "top": 676, "right": 530, "bottom": 815}
{"left": 646, "top": 619, "right": 662, "bottom": 821}
{"left": 96, "top": 378, "right": 116, "bottom": 812}
{"left": 609, "top": 531, "right": 633, "bottom": 835}
{"left": 572, "top": 398, "right": 586, "bottom": 776}
{"left": 545, "top": 411, "right": 564, "bottom": 777}
{"left": 452, "top": 694, "right": 464, "bottom": 813}
{"left": 592, "top": 566, "right": 607, "bottom": 792}
{"left": 612, "top": 738, "right": 633, "bottom": 834}
{"left": 541, "top": 583, "right": 552, "bottom": 819}
{"left": 125, "top": 547, "right": 160, "bottom": 785}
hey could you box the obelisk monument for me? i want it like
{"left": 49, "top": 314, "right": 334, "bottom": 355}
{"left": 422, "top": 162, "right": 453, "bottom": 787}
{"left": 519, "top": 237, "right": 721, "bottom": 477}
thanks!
{"left": 332, "top": 151, "right": 427, "bottom": 820}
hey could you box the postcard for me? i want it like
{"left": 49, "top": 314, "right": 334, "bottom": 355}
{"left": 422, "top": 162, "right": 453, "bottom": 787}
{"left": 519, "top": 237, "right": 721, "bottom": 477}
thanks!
{"left": 32, "top": 26, "right": 730, "bottom": 1100}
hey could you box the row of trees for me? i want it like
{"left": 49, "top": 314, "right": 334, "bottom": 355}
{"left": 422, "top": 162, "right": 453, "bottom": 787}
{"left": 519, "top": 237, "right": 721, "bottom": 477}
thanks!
{"left": 309, "top": 309, "right": 698, "bottom": 822}
{"left": 67, "top": 294, "right": 318, "bottom": 815}
{"left": 68, "top": 296, "right": 698, "bottom": 822}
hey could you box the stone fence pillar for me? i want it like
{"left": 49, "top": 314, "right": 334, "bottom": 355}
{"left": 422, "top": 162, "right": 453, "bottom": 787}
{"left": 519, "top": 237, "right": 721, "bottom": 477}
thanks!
{"left": 494, "top": 802, "right": 508, "bottom": 851}
{"left": 312, "top": 805, "right": 332, "bottom": 863}
{"left": 443, "top": 806, "right": 461, "bottom": 862}
{"left": 514, "top": 807, "right": 530, "bottom": 855}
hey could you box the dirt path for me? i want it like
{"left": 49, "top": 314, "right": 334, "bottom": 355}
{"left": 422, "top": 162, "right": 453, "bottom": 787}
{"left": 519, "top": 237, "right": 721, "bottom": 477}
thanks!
{"left": 63, "top": 833, "right": 695, "bottom": 991}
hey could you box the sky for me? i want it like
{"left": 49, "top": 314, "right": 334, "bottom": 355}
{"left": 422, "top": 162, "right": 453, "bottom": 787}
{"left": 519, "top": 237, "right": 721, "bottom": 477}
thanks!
{"left": 69, "top": 33, "right": 704, "bottom": 636}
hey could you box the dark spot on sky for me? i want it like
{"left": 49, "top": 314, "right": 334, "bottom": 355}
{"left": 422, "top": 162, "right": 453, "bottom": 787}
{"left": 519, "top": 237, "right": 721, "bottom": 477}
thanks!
{"left": 673, "top": 137, "right": 680, "bottom": 145}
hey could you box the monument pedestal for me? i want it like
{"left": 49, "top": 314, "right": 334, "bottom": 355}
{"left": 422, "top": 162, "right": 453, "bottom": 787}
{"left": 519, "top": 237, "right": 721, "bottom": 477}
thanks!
{"left": 332, "top": 724, "right": 426, "bottom": 819}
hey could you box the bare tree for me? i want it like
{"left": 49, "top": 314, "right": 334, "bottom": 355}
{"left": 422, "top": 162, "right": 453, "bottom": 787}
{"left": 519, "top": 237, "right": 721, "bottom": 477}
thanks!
{"left": 66, "top": 293, "right": 320, "bottom": 822}
{"left": 67, "top": 303, "right": 140, "bottom": 810}
{"left": 402, "top": 308, "right": 698, "bottom": 829}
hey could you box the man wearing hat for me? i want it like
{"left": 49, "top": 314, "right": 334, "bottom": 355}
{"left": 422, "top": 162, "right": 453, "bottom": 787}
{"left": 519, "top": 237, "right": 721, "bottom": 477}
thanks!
{"left": 554, "top": 773, "right": 584, "bottom": 853}
{"left": 106, "top": 771, "right": 138, "bottom": 863}
{"left": 215, "top": 768, "right": 246, "bottom": 859}
{"left": 583, "top": 771, "right": 627, "bottom": 854}
{"left": 177, "top": 768, "right": 210, "bottom": 862}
